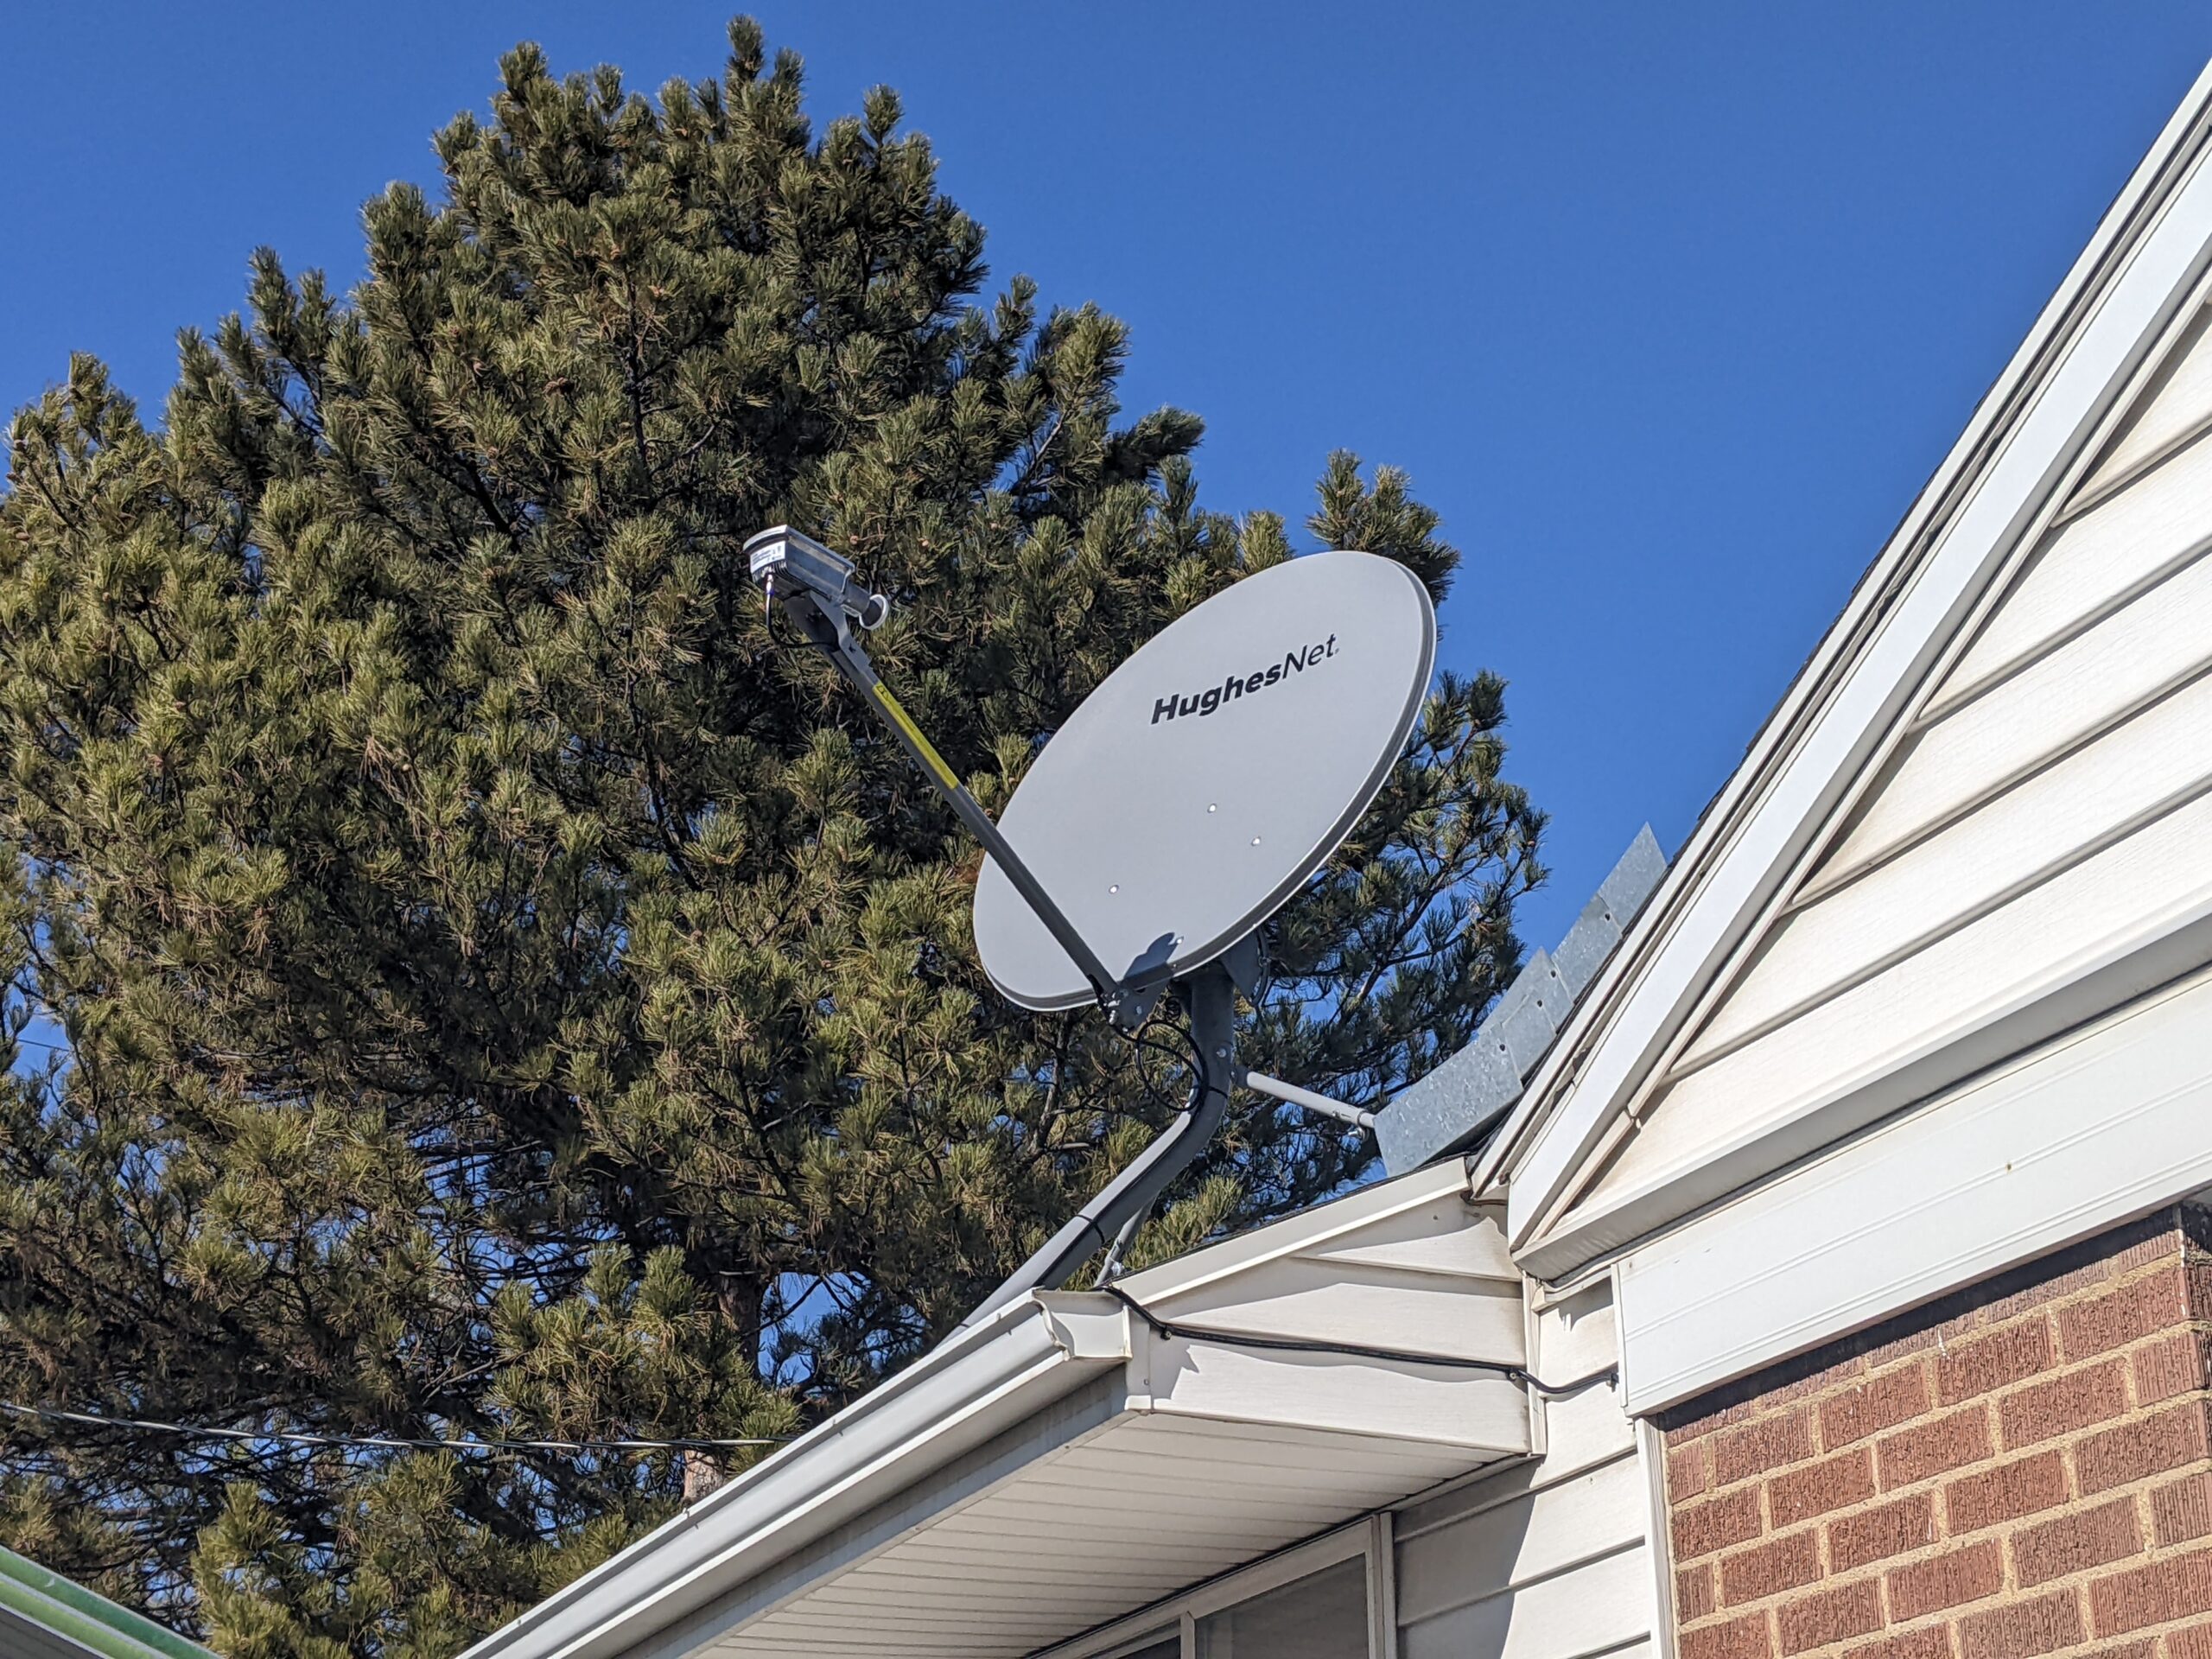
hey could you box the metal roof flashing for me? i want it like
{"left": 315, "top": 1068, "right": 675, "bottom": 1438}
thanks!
{"left": 1373, "top": 826, "right": 1668, "bottom": 1175}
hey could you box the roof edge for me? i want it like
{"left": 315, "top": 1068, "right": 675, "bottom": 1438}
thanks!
{"left": 461, "top": 1159, "right": 1483, "bottom": 1659}
{"left": 1491, "top": 53, "right": 2212, "bottom": 1263}
{"left": 458, "top": 1292, "right": 1121, "bottom": 1659}
{"left": 0, "top": 1548, "right": 210, "bottom": 1659}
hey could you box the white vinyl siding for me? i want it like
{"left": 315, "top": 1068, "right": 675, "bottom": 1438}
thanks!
{"left": 1570, "top": 296, "right": 2212, "bottom": 1225}
{"left": 2075, "top": 301, "right": 2212, "bottom": 499}
{"left": 1616, "top": 963, "right": 2212, "bottom": 1412}
{"left": 1392, "top": 1283, "right": 1656, "bottom": 1659}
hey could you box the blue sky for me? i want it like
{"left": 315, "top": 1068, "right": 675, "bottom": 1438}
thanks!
{"left": 5, "top": 3, "right": 2209, "bottom": 952}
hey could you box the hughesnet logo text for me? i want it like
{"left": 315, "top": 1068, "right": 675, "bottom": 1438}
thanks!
{"left": 1151, "top": 634, "right": 1340, "bottom": 725}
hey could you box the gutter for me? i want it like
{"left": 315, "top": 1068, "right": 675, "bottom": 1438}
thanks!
{"left": 459, "top": 1291, "right": 1128, "bottom": 1659}
{"left": 0, "top": 1548, "right": 211, "bottom": 1659}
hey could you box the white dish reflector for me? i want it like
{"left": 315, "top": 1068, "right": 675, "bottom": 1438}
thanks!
{"left": 974, "top": 550, "right": 1437, "bottom": 1010}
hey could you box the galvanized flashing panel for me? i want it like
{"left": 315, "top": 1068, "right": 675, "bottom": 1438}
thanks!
{"left": 1373, "top": 1037, "right": 1522, "bottom": 1176}
{"left": 1376, "top": 828, "right": 1666, "bottom": 1175}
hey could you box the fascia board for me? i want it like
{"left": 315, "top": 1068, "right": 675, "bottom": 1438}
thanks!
{"left": 1524, "top": 894, "right": 2212, "bottom": 1283}
{"left": 1614, "top": 962, "right": 2212, "bottom": 1414}
{"left": 0, "top": 1592, "right": 195, "bottom": 1659}
{"left": 1502, "top": 58, "right": 2212, "bottom": 1262}
{"left": 0, "top": 1551, "right": 208, "bottom": 1659}
{"left": 465, "top": 1164, "right": 1491, "bottom": 1659}
{"left": 457, "top": 1294, "right": 1127, "bottom": 1659}
{"left": 1114, "top": 1157, "right": 1477, "bottom": 1306}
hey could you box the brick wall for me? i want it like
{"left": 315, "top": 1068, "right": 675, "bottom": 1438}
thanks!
{"left": 1658, "top": 1204, "right": 2212, "bottom": 1659}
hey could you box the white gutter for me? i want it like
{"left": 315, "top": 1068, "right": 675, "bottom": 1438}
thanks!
{"left": 459, "top": 1291, "right": 1129, "bottom": 1659}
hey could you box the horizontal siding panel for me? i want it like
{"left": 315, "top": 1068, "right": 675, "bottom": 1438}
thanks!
{"left": 1144, "top": 1255, "right": 1524, "bottom": 1359}
{"left": 1586, "top": 787, "right": 2212, "bottom": 1211}
{"left": 1540, "top": 1380, "right": 1639, "bottom": 1482}
{"left": 1293, "top": 1197, "right": 1516, "bottom": 1281}
{"left": 1618, "top": 969, "right": 2212, "bottom": 1411}
{"left": 1948, "top": 431, "right": 2212, "bottom": 702}
{"left": 2076, "top": 302, "right": 2212, "bottom": 501}
{"left": 1400, "top": 1540, "right": 1652, "bottom": 1659}
{"left": 1017, "top": 1450, "right": 1434, "bottom": 1499}
{"left": 1537, "top": 1281, "right": 1620, "bottom": 1387}
{"left": 1557, "top": 297, "right": 2212, "bottom": 1274}
{"left": 1686, "top": 671, "right": 2212, "bottom": 1063}
{"left": 1139, "top": 1334, "right": 1533, "bottom": 1452}
{"left": 1395, "top": 1454, "right": 1645, "bottom": 1624}
{"left": 1819, "top": 542, "right": 2212, "bottom": 885}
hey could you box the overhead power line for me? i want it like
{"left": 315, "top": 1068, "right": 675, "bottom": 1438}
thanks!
{"left": 0, "top": 1401, "right": 788, "bottom": 1456}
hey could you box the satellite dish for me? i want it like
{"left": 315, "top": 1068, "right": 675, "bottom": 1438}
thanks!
{"left": 973, "top": 550, "right": 1437, "bottom": 1011}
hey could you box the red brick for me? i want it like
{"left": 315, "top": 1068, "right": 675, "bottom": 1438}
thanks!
{"left": 2088, "top": 1543, "right": 2212, "bottom": 1635}
{"left": 1721, "top": 1530, "right": 1822, "bottom": 1606}
{"left": 2009, "top": 1495, "right": 2143, "bottom": 1586}
{"left": 1976, "top": 1227, "right": 2178, "bottom": 1330}
{"left": 2075, "top": 1398, "right": 2212, "bottom": 1495}
{"left": 1956, "top": 1587, "right": 2085, "bottom": 1659}
{"left": 2058, "top": 1262, "right": 2190, "bottom": 1359}
{"left": 1671, "top": 1400, "right": 1758, "bottom": 1446}
{"left": 2155, "top": 1469, "right": 2212, "bottom": 1545}
{"left": 1766, "top": 1357, "right": 1872, "bottom": 1409}
{"left": 1770, "top": 1448, "right": 1877, "bottom": 1527}
{"left": 1824, "top": 1363, "right": 1932, "bottom": 1448}
{"left": 1842, "top": 1630, "right": 1953, "bottom": 1659}
{"left": 1777, "top": 1578, "right": 1883, "bottom": 1655}
{"left": 1885, "top": 1539, "right": 2004, "bottom": 1621}
{"left": 1936, "top": 1318, "right": 2054, "bottom": 1404}
{"left": 2171, "top": 1619, "right": 2212, "bottom": 1659}
{"left": 1827, "top": 1492, "right": 1936, "bottom": 1572}
{"left": 1999, "top": 1359, "right": 2130, "bottom": 1449}
{"left": 1715, "top": 1410, "right": 1818, "bottom": 1486}
{"left": 1675, "top": 1486, "right": 1765, "bottom": 1561}
{"left": 2132, "top": 1326, "right": 2211, "bottom": 1405}
{"left": 1859, "top": 1326, "right": 1942, "bottom": 1373}
{"left": 1943, "top": 1451, "right": 2069, "bottom": 1533}
{"left": 1677, "top": 1562, "right": 1718, "bottom": 1622}
{"left": 1878, "top": 1407, "right": 1993, "bottom": 1490}
{"left": 1683, "top": 1610, "right": 1775, "bottom": 1659}
{"left": 1671, "top": 1440, "right": 1713, "bottom": 1501}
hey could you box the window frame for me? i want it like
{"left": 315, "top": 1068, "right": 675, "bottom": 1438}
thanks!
{"left": 1037, "top": 1513, "right": 1395, "bottom": 1659}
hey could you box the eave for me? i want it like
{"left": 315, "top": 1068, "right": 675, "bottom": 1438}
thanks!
{"left": 462, "top": 1162, "right": 1531, "bottom": 1659}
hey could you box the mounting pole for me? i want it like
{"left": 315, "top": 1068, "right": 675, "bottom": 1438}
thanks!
{"left": 745, "top": 527, "right": 1372, "bottom": 1325}
{"left": 745, "top": 526, "right": 1135, "bottom": 1022}
{"left": 963, "top": 964, "right": 1237, "bottom": 1326}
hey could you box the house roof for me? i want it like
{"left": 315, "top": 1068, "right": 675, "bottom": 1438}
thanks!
{"left": 461, "top": 1160, "right": 1530, "bottom": 1659}
{"left": 1475, "top": 56, "right": 2212, "bottom": 1282}
{"left": 0, "top": 1548, "right": 212, "bottom": 1659}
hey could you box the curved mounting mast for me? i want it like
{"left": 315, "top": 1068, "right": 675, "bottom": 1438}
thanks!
{"left": 743, "top": 526, "right": 1363, "bottom": 1322}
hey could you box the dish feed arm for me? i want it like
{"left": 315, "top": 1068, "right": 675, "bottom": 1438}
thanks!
{"left": 744, "top": 527, "right": 1135, "bottom": 1022}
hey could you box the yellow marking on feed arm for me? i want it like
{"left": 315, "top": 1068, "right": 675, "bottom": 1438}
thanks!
{"left": 871, "top": 683, "right": 961, "bottom": 791}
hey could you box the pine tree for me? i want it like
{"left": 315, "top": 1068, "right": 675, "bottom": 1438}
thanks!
{"left": 0, "top": 21, "right": 1542, "bottom": 1656}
